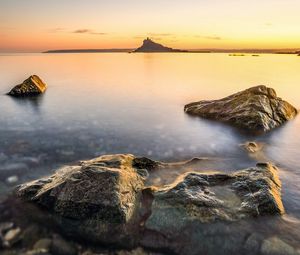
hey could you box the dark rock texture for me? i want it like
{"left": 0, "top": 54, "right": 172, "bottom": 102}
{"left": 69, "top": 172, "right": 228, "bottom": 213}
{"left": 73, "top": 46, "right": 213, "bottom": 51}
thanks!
{"left": 7, "top": 75, "right": 47, "bottom": 97}
{"left": 184, "top": 85, "right": 297, "bottom": 133}
{"left": 145, "top": 162, "right": 283, "bottom": 231}
{"left": 16, "top": 154, "right": 147, "bottom": 247}
{"left": 134, "top": 38, "right": 187, "bottom": 53}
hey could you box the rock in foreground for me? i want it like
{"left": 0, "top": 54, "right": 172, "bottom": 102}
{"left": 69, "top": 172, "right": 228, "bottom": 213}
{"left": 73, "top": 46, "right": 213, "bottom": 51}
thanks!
{"left": 7, "top": 75, "right": 47, "bottom": 97}
{"left": 184, "top": 85, "right": 297, "bottom": 133}
{"left": 15, "top": 154, "right": 285, "bottom": 253}
{"left": 16, "top": 154, "right": 148, "bottom": 247}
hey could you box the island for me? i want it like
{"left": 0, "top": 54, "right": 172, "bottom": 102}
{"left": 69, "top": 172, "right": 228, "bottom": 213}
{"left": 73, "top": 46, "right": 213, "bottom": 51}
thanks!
{"left": 133, "top": 37, "right": 188, "bottom": 52}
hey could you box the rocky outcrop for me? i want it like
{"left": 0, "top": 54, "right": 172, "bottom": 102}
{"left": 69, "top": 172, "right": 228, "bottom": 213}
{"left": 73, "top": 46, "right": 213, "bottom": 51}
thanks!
{"left": 15, "top": 154, "right": 285, "bottom": 253}
{"left": 7, "top": 75, "right": 47, "bottom": 97}
{"left": 141, "top": 162, "right": 285, "bottom": 254}
{"left": 134, "top": 38, "right": 187, "bottom": 53}
{"left": 16, "top": 154, "right": 148, "bottom": 247}
{"left": 184, "top": 85, "right": 297, "bottom": 133}
{"left": 145, "top": 162, "right": 283, "bottom": 232}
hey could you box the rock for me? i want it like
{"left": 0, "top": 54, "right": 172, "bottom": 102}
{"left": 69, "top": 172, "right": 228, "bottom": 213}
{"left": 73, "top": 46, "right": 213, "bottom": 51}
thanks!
{"left": 132, "top": 157, "right": 160, "bottom": 171}
{"left": 7, "top": 75, "right": 47, "bottom": 97}
{"left": 6, "top": 175, "right": 19, "bottom": 185}
{"left": 15, "top": 154, "right": 286, "bottom": 254}
{"left": 244, "top": 233, "right": 263, "bottom": 254}
{"left": 3, "top": 227, "right": 21, "bottom": 247}
{"left": 21, "top": 224, "right": 43, "bottom": 248}
{"left": 240, "top": 141, "right": 268, "bottom": 162}
{"left": 184, "top": 85, "right": 297, "bottom": 133}
{"left": 16, "top": 154, "right": 148, "bottom": 247}
{"left": 25, "top": 250, "right": 52, "bottom": 255}
{"left": 145, "top": 162, "right": 284, "bottom": 236}
{"left": 0, "top": 222, "right": 14, "bottom": 247}
{"left": 51, "top": 235, "right": 77, "bottom": 255}
{"left": 134, "top": 38, "right": 187, "bottom": 53}
{"left": 261, "top": 236, "right": 298, "bottom": 255}
{"left": 33, "top": 238, "right": 52, "bottom": 251}
{"left": 116, "top": 247, "right": 150, "bottom": 255}
{"left": 241, "top": 141, "right": 262, "bottom": 153}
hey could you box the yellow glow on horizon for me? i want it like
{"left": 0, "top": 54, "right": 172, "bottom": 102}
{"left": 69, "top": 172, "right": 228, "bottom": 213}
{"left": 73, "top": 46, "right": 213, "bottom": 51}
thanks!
{"left": 1, "top": 0, "right": 300, "bottom": 52}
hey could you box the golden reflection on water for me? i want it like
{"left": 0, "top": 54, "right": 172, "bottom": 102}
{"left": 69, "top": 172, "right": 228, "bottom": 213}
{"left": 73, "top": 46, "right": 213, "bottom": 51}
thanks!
{"left": 0, "top": 53, "right": 299, "bottom": 108}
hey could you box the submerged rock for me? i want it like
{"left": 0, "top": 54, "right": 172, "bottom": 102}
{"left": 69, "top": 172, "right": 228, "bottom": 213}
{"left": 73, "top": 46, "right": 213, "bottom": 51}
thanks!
{"left": 241, "top": 141, "right": 262, "bottom": 153}
{"left": 7, "top": 75, "right": 47, "bottom": 97}
{"left": 145, "top": 163, "right": 283, "bottom": 233}
{"left": 261, "top": 236, "right": 298, "bottom": 255}
{"left": 141, "top": 163, "right": 285, "bottom": 254}
{"left": 184, "top": 85, "right": 297, "bottom": 133}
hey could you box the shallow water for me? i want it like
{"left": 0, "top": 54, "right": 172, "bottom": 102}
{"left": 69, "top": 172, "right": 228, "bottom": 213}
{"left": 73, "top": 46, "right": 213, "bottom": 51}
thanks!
{"left": 0, "top": 53, "right": 299, "bottom": 253}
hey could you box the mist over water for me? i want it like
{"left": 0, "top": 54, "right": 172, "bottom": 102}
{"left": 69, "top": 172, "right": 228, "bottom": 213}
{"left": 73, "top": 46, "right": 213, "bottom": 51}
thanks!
{"left": 0, "top": 53, "right": 300, "bottom": 252}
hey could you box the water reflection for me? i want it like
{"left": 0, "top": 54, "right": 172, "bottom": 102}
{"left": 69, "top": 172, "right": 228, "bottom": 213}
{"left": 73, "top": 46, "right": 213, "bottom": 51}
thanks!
{"left": 0, "top": 53, "right": 299, "bottom": 253}
{"left": 8, "top": 94, "right": 45, "bottom": 113}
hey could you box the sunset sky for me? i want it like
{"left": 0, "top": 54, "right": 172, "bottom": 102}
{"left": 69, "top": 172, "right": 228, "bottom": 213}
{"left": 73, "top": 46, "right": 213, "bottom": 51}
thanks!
{"left": 1, "top": 0, "right": 300, "bottom": 52}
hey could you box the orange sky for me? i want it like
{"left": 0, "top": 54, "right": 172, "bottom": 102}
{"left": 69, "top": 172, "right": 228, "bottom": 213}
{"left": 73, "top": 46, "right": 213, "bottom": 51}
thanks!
{"left": 1, "top": 0, "right": 300, "bottom": 52}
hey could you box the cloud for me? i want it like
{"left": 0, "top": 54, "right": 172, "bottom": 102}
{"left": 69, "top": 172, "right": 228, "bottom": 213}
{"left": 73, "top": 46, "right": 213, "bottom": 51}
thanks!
{"left": 47, "top": 28, "right": 65, "bottom": 33}
{"left": 148, "top": 33, "right": 174, "bottom": 37}
{"left": 72, "top": 29, "right": 107, "bottom": 35}
{"left": 73, "top": 29, "right": 91, "bottom": 34}
{"left": 194, "top": 35, "right": 222, "bottom": 40}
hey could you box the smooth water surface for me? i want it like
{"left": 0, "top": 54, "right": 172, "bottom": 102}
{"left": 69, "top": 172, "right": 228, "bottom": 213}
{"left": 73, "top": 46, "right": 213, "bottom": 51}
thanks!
{"left": 0, "top": 53, "right": 299, "bottom": 251}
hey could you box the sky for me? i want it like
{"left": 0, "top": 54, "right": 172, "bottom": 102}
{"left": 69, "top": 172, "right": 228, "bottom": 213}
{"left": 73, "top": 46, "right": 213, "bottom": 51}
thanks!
{"left": 1, "top": 0, "right": 300, "bottom": 52}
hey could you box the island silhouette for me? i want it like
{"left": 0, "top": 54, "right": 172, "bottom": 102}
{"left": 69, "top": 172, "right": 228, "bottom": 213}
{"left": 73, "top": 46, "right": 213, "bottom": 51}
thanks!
{"left": 43, "top": 38, "right": 299, "bottom": 54}
{"left": 133, "top": 37, "right": 187, "bottom": 52}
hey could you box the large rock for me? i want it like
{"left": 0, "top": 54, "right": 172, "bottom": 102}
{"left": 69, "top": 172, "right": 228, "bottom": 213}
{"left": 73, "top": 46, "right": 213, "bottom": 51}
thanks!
{"left": 184, "top": 85, "right": 297, "bottom": 133}
{"left": 145, "top": 162, "right": 283, "bottom": 231}
{"left": 15, "top": 154, "right": 286, "bottom": 253}
{"left": 141, "top": 163, "right": 285, "bottom": 254}
{"left": 16, "top": 154, "right": 149, "bottom": 247}
{"left": 7, "top": 75, "right": 47, "bottom": 97}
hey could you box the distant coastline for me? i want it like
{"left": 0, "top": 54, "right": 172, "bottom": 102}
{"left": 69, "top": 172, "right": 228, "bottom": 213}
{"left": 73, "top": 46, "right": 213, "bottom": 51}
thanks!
{"left": 43, "top": 38, "right": 299, "bottom": 55}
{"left": 43, "top": 49, "right": 132, "bottom": 53}
{"left": 44, "top": 37, "right": 300, "bottom": 54}
{"left": 43, "top": 49, "right": 299, "bottom": 54}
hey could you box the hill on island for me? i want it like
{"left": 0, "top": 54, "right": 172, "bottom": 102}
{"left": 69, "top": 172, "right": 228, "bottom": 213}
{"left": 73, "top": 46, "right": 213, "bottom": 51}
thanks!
{"left": 133, "top": 38, "right": 188, "bottom": 53}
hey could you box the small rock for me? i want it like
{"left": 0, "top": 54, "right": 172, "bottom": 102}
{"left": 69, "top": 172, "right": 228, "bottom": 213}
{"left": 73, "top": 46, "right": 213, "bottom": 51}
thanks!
{"left": 244, "top": 233, "right": 263, "bottom": 253}
{"left": 117, "top": 247, "right": 149, "bottom": 255}
{"left": 26, "top": 249, "right": 52, "bottom": 255}
{"left": 241, "top": 142, "right": 262, "bottom": 153}
{"left": 3, "top": 227, "right": 21, "bottom": 247}
{"left": 21, "top": 224, "right": 43, "bottom": 247}
{"left": 6, "top": 175, "right": 19, "bottom": 185}
{"left": 33, "top": 238, "right": 52, "bottom": 251}
{"left": 7, "top": 75, "right": 47, "bottom": 97}
{"left": 261, "top": 236, "right": 298, "bottom": 255}
{"left": 51, "top": 235, "right": 77, "bottom": 255}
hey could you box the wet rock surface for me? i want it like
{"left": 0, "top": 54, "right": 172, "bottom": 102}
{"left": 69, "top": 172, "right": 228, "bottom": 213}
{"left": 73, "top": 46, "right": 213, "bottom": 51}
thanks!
{"left": 184, "top": 85, "right": 297, "bottom": 133}
{"left": 10, "top": 154, "right": 290, "bottom": 254}
{"left": 7, "top": 75, "right": 47, "bottom": 97}
{"left": 17, "top": 154, "right": 146, "bottom": 247}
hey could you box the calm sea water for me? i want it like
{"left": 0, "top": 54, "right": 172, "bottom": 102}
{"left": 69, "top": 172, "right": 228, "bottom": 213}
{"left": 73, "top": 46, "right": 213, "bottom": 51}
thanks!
{"left": 0, "top": 53, "right": 299, "bottom": 251}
